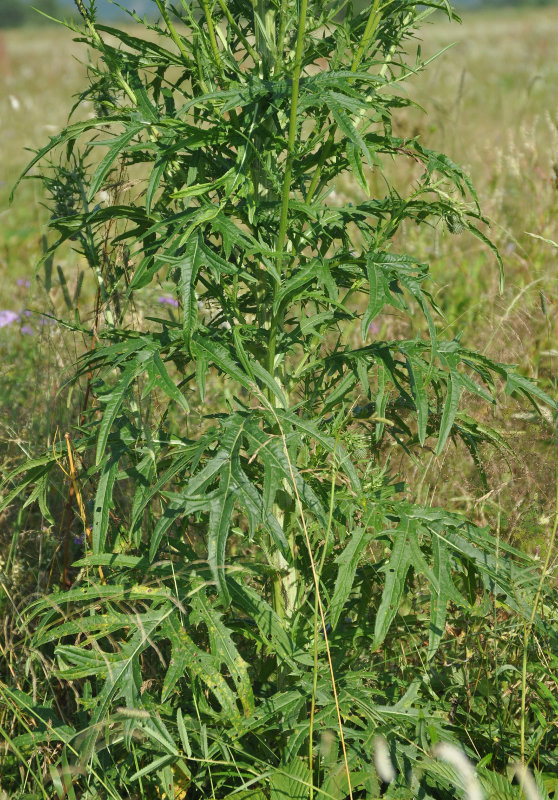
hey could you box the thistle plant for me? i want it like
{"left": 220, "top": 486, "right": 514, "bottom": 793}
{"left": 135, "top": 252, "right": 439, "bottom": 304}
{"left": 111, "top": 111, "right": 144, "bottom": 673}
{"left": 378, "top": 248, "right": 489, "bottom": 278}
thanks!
{"left": 2, "top": 0, "right": 556, "bottom": 797}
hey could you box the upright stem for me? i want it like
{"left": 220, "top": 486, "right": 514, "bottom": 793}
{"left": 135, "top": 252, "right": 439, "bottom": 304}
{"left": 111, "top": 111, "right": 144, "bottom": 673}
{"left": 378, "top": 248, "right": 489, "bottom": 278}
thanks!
{"left": 154, "top": 0, "right": 190, "bottom": 62}
{"left": 309, "top": 449, "right": 339, "bottom": 799}
{"left": 255, "top": 0, "right": 276, "bottom": 76}
{"left": 274, "top": 0, "right": 289, "bottom": 76}
{"left": 201, "top": 0, "right": 224, "bottom": 77}
{"left": 73, "top": 0, "right": 137, "bottom": 105}
{"left": 276, "top": 0, "right": 309, "bottom": 273}
{"left": 269, "top": 0, "right": 309, "bottom": 381}
{"left": 351, "top": 0, "right": 381, "bottom": 73}
{"left": 216, "top": 0, "right": 260, "bottom": 66}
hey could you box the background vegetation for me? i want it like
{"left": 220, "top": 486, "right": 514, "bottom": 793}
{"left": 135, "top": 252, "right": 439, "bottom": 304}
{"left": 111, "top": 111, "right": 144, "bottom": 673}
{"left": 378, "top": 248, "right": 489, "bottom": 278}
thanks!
{"left": 0, "top": 2, "right": 556, "bottom": 799}
{"left": 0, "top": 0, "right": 71, "bottom": 28}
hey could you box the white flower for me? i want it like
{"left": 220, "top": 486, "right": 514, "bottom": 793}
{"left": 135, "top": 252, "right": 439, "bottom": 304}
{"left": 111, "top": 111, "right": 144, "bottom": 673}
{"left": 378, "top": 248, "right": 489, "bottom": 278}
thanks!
{"left": 434, "top": 743, "right": 483, "bottom": 800}
{"left": 513, "top": 763, "right": 542, "bottom": 800}
{"left": 373, "top": 736, "right": 396, "bottom": 784}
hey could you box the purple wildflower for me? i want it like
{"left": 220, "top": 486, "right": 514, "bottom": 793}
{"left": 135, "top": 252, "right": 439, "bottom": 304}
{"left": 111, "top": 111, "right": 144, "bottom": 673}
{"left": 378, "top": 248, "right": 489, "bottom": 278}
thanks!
{"left": 157, "top": 295, "right": 179, "bottom": 307}
{"left": 17, "top": 278, "right": 31, "bottom": 288}
{"left": 21, "top": 325, "right": 34, "bottom": 335}
{"left": 0, "top": 310, "right": 19, "bottom": 328}
{"left": 368, "top": 321, "right": 381, "bottom": 336}
{"left": 73, "top": 533, "right": 86, "bottom": 546}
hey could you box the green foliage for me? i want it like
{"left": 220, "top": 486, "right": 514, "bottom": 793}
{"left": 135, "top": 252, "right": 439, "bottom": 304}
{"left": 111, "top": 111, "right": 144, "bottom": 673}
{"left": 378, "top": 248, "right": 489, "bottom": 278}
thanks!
{"left": 1, "top": 0, "right": 557, "bottom": 798}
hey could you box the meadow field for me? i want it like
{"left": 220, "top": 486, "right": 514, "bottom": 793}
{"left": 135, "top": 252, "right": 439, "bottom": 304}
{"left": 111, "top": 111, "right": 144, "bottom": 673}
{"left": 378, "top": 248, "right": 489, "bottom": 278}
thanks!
{"left": 0, "top": 4, "right": 556, "bottom": 798}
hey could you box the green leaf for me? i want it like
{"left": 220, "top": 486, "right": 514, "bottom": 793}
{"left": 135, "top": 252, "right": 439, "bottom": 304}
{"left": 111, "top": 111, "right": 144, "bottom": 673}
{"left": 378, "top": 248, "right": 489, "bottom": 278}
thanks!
{"left": 346, "top": 139, "right": 369, "bottom": 195}
{"left": 374, "top": 519, "right": 414, "bottom": 648}
{"left": 505, "top": 369, "right": 557, "bottom": 410}
{"left": 427, "top": 537, "right": 467, "bottom": 659}
{"left": 145, "top": 152, "right": 169, "bottom": 216}
{"left": 77, "top": 606, "right": 171, "bottom": 756}
{"left": 176, "top": 708, "right": 192, "bottom": 757}
{"left": 35, "top": 612, "right": 133, "bottom": 647}
{"left": 129, "top": 754, "right": 176, "bottom": 783}
{"left": 0, "top": 463, "right": 53, "bottom": 516}
{"left": 162, "top": 613, "right": 242, "bottom": 724}
{"left": 436, "top": 367, "right": 463, "bottom": 455}
{"left": 148, "top": 351, "right": 190, "bottom": 413}
{"left": 179, "top": 232, "right": 203, "bottom": 346}
{"left": 92, "top": 455, "right": 119, "bottom": 554}
{"left": 87, "top": 123, "right": 147, "bottom": 201}
{"left": 208, "top": 492, "right": 235, "bottom": 607}
{"left": 270, "top": 759, "right": 310, "bottom": 800}
{"left": 192, "top": 335, "right": 253, "bottom": 392}
{"left": 244, "top": 423, "right": 328, "bottom": 529}
{"left": 10, "top": 115, "right": 130, "bottom": 200}
{"left": 406, "top": 356, "right": 429, "bottom": 446}
{"left": 96, "top": 359, "right": 144, "bottom": 465}
{"left": 329, "top": 528, "right": 372, "bottom": 630}
{"left": 191, "top": 590, "right": 254, "bottom": 716}
{"left": 228, "top": 578, "right": 295, "bottom": 663}
{"left": 331, "top": 107, "right": 372, "bottom": 167}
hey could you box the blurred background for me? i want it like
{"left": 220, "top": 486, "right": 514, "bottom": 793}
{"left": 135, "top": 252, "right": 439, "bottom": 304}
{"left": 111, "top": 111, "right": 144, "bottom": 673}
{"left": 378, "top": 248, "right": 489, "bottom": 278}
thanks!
{"left": 0, "top": 0, "right": 557, "bottom": 26}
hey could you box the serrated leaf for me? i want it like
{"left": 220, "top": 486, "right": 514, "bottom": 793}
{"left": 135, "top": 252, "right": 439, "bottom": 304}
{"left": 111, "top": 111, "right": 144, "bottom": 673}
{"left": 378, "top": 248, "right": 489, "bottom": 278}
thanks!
{"left": 129, "top": 754, "right": 176, "bottom": 783}
{"left": 228, "top": 578, "right": 295, "bottom": 663}
{"left": 407, "top": 357, "right": 429, "bottom": 446}
{"left": 244, "top": 423, "right": 328, "bottom": 529}
{"left": 270, "top": 759, "right": 310, "bottom": 800}
{"left": 191, "top": 590, "right": 254, "bottom": 716}
{"left": 208, "top": 492, "right": 235, "bottom": 607}
{"left": 92, "top": 455, "right": 119, "bottom": 554}
{"left": 331, "top": 108, "right": 372, "bottom": 168}
{"left": 428, "top": 537, "right": 467, "bottom": 659}
{"left": 346, "top": 139, "right": 369, "bottom": 195}
{"left": 374, "top": 519, "right": 414, "bottom": 648}
{"left": 77, "top": 607, "right": 170, "bottom": 756}
{"left": 145, "top": 152, "right": 168, "bottom": 216}
{"left": 192, "top": 335, "right": 252, "bottom": 392}
{"left": 96, "top": 360, "right": 144, "bottom": 465}
{"left": 179, "top": 232, "right": 203, "bottom": 346}
{"left": 329, "top": 528, "right": 372, "bottom": 630}
{"left": 436, "top": 367, "right": 463, "bottom": 455}
{"left": 149, "top": 351, "right": 190, "bottom": 413}
{"left": 87, "top": 123, "right": 146, "bottom": 201}
{"left": 35, "top": 612, "right": 132, "bottom": 647}
{"left": 162, "top": 614, "right": 241, "bottom": 723}
{"left": 176, "top": 708, "right": 192, "bottom": 757}
{"left": 0, "top": 463, "right": 52, "bottom": 516}
{"left": 505, "top": 369, "right": 557, "bottom": 410}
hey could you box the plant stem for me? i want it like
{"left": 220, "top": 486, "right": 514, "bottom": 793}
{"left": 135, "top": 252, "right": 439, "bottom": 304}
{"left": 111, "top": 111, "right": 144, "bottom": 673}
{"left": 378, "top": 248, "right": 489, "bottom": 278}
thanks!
{"left": 274, "top": 0, "right": 289, "bottom": 76}
{"left": 276, "top": 0, "right": 309, "bottom": 273}
{"left": 305, "top": 131, "right": 335, "bottom": 205}
{"left": 73, "top": 0, "right": 137, "bottom": 105}
{"left": 351, "top": 0, "right": 382, "bottom": 72}
{"left": 271, "top": 410, "right": 354, "bottom": 800}
{"left": 201, "top": 0, "right": 224, "bottom": 76}
{"left": 153, "top": 0, "right": 191, "bottom": 62}
{"left": 268, "top": 0, "right": 309, "bottom": 381}
{"left": 309, "top": 442, "right": 340, "bottom": 799}
{"left": 216, "top": 0, "right": 260, "bottom": 66}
